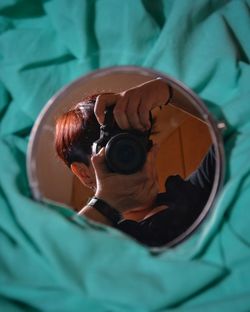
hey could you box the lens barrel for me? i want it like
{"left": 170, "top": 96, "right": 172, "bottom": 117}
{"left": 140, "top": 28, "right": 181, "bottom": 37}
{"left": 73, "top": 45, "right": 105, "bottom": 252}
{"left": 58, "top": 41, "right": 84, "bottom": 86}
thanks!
{"left": 105, "top": 133, "right": 147, "bottom": 174}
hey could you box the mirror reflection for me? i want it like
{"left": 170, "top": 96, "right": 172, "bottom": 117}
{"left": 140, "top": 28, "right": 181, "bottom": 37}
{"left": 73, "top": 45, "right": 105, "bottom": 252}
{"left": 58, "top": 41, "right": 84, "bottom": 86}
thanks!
{"left": 27, "top": 67, "right": 219, "bottom": 248}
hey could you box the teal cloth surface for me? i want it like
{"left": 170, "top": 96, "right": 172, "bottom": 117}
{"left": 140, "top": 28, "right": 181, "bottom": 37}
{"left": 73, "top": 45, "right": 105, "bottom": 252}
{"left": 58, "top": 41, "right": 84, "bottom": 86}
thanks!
{"left": 0, "top": 0, "right": 250, "bottom": 311}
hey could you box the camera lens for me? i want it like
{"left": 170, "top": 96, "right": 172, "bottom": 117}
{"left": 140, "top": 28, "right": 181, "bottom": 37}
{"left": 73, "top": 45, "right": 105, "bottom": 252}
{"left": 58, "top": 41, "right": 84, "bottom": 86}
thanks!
{"left": 105, "top": 133, "right": 147, "bottom": 174}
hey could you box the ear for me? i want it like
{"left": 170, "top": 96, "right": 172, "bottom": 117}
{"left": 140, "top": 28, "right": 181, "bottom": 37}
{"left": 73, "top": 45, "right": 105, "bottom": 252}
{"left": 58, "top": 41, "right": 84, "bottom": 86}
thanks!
{"left": 70, "top": 162, "right": 96, "bottom": 190}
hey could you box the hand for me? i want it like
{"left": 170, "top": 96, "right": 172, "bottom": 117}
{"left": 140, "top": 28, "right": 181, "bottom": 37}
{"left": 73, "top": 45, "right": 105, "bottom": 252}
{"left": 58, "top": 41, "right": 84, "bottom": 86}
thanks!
{"left": 94, "top": 78, "right": 170, "bottom": 131}
{"left": 91, "top": 146, "right": 159, "bottom": 213}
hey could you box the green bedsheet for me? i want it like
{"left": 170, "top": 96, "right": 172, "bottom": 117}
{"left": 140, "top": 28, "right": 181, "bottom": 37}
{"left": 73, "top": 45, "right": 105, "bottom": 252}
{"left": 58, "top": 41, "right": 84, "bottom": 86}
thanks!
{"left": 0, "top": 0, "right": 250, "bottom": 311}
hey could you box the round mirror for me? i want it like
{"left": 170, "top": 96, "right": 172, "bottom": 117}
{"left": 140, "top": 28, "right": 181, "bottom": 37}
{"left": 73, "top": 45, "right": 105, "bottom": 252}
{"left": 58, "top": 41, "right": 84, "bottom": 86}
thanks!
{"left": 27, "top": 66, "right": 225, "bottom": 248}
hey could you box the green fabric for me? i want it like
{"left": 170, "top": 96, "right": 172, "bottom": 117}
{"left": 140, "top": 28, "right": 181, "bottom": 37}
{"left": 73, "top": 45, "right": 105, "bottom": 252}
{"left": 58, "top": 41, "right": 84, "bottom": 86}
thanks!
{"left": 0, "top": 0, "right": 250, "bottom": 311}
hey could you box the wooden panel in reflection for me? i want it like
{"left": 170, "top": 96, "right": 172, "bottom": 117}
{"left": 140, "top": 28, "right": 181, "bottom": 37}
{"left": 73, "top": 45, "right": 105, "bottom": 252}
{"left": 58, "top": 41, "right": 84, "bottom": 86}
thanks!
{"left": 180, "top": 117, "right": 212, "bottom": 177}
{"left": 156, "top": 115, "right": 211, "bottom": 192}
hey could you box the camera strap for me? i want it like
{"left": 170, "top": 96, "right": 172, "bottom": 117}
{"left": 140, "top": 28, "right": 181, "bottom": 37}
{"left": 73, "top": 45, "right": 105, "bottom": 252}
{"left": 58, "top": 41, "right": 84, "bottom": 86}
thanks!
{"left": 87, "top": 196, "right": 122, "bottom": 225}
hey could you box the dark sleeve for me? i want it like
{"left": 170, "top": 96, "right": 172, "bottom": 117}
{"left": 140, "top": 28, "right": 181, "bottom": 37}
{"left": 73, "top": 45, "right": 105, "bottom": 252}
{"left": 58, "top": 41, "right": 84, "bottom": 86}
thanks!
{"left": 116, "top": 146, "right": 216, "bottom": 247}
{"left": 185, "top": 145, "right": 216, "bottom": 204}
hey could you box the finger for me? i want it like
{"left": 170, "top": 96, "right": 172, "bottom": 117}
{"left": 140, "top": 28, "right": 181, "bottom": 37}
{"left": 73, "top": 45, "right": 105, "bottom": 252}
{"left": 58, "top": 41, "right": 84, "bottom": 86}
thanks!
{"left": 143, "top": 145, "right": 158, "bottom": 181}
{"left": 150, "top": 145, "right": 159, "bottom": 182}
{"left": 141, "top": 157, "right": 153, "bottom": 182}
{"left": 138, "top": 100, "right": 151, "bottom": 129}
{"left": 94, "top": 93, "right": 119, "bottom": 125}
{"left": 149, "top": 152, "right": 156, "bottom": 180}
{"left": 126, "top": 97, "right": 144, "bottom": 131}
{"left": 148, "top": 145, "right": 157, "bottom": 181}
{"left": 148, "top": 180, "right": 158, "bottom": 197}
{"left": 151, "top": 144, "right": 159, "bottom": 164}
{"left": 113, "top": 96, "right": 130, "bottom": 129}
{"left": 91, "top": 148, "right": 108, "bottom": 176}
{"left": 148, "top": 148, "right": 154, "bottom": 177}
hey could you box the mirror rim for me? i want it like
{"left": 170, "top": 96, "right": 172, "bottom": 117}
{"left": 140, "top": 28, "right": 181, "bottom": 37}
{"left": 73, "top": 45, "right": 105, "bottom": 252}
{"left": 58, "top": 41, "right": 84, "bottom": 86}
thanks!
{"left": 27, "top": 65, "right": 225, "bottom": 250}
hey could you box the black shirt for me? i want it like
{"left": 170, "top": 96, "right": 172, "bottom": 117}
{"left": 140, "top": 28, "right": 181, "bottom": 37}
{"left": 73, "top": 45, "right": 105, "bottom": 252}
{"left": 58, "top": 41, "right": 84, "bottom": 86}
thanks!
{"left": 115, "top": 146, "right": 216, "bottom": 247}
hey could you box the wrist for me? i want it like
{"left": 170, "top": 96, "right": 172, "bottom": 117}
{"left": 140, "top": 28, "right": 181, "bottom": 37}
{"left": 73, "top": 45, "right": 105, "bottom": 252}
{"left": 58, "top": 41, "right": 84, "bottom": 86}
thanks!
{"left": 94, "top": 191, "right": 119, "bottom": 211}
{"left": 84, "top": 196, "right": 122, "bottom": 225}
{"left": 78, "top": 205, "right": 112, "bottom": 226}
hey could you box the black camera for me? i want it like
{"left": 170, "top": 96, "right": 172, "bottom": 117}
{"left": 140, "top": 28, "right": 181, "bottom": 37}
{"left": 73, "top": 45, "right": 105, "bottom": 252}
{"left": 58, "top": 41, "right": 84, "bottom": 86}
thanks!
{"left": 92, "top": 106, "right": 153, "bottom": 174}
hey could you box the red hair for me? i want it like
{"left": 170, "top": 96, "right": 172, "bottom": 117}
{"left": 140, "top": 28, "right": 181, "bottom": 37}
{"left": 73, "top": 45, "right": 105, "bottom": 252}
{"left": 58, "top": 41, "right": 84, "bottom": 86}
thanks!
{"left": 55, "top": 94, "right": 100, "bottom": 167}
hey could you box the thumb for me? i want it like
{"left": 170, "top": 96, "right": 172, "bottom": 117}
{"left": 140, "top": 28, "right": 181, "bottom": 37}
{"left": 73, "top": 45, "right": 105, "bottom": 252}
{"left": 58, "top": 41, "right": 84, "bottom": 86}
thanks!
{"left": 91, "top": 148, "right": 108, "bottom": 177}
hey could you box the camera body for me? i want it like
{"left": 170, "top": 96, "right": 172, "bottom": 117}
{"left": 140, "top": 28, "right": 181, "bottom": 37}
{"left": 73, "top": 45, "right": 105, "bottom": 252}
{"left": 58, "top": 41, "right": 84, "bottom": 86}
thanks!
{"left": 92, "top": 106, "right": 152, "bottom": 174}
